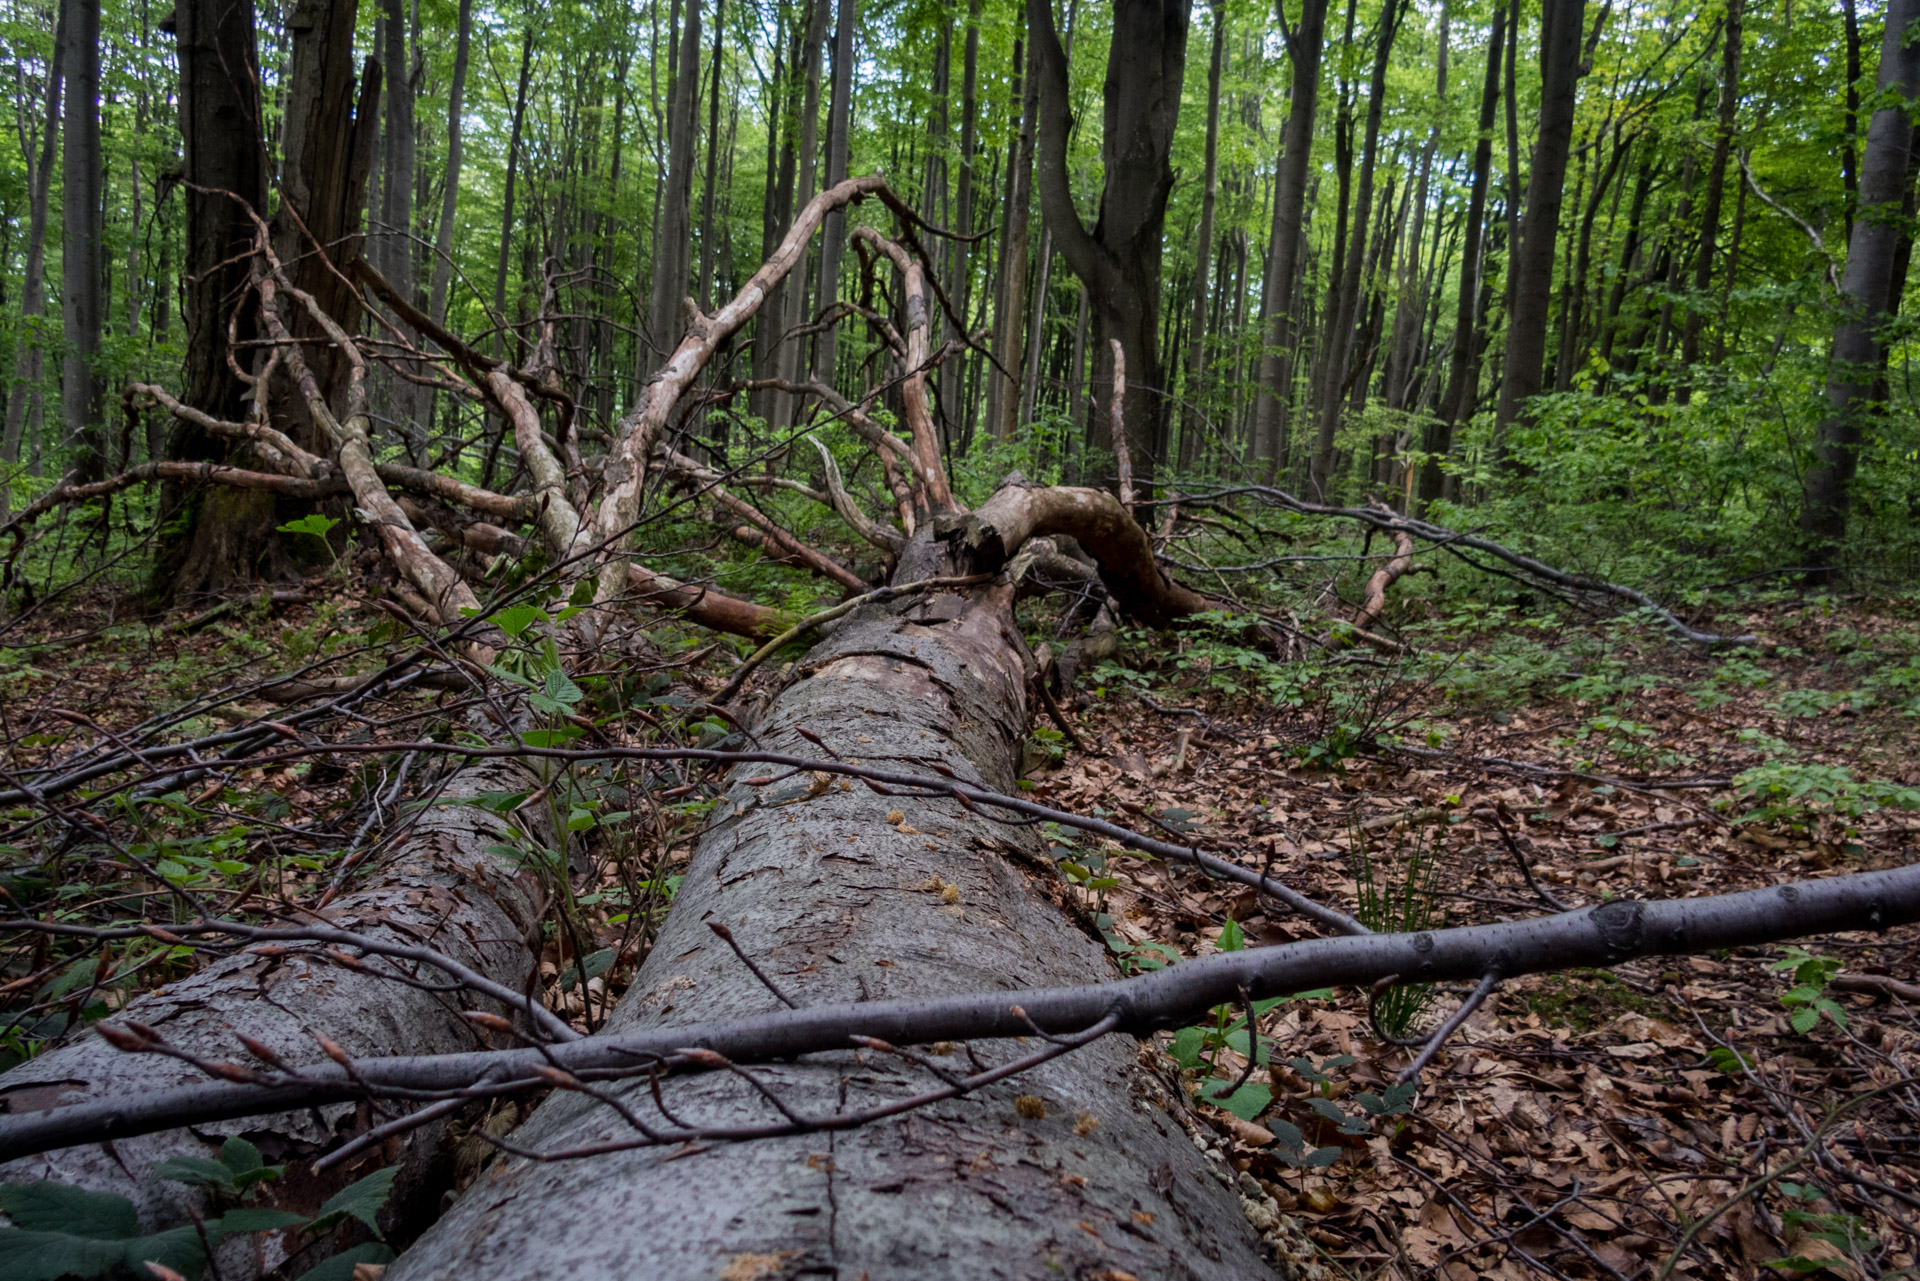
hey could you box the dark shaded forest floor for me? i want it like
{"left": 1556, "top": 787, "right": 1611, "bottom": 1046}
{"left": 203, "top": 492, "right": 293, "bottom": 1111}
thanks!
{"left": 4, "top": 572, "right": 1919, "bottom": 1280}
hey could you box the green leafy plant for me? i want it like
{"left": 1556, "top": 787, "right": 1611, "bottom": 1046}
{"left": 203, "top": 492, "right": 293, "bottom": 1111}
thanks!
{"left": 1772, "top": 948, "right": 1848, "bottom": 1035}
{"left": 0, "top": 1146, "right": 398, "bottom": 1281}
{"left": 1351, "top": 825, "right": 1444, "bottom": 1037}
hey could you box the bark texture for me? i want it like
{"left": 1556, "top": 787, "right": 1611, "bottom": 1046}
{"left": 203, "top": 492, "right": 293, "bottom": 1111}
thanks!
{"left": 387, "top": 567, "right": 1275, "bottom": 1280}
{"left": 1802, "top": 0, "right": 1920, "bottom": 559}
{"left": 0, "top": 755, "right": 552, "bottom": 1274}
{"left": 60, "top": 0, "right": 107, "bottom": 483}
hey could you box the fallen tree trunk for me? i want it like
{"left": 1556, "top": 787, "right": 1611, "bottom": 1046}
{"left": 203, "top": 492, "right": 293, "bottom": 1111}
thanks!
{"left": 384, "top": 536, "right": 1280, "bottom": 1279}
{"left": 0, "top": 753, "right": 556, "bottom": 1274}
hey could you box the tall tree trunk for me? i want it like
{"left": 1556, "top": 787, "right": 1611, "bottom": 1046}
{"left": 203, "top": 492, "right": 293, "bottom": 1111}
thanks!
{"left": 152, "top": 0, "right": 277, "bottom": 598}
{"left": 271, "top": 0, "right": 379, "bottom": 441}
{"left": 940, "top": 0, "right": 983, "bottom": 447}
{"left": 1177, "top": 0, "right": 1226, "bottom": 468}
{"left": 379, "top": 0, "right": 421, "bottom": 457}
{"left": 1385, "top": 5, "right": 1447, "bottom": 416}
{"left": 1031, "top": 0, "right": 1193, "bottom": 484}
{"left": 492, "top": 25, "right": 533, "bottom": 361}
{"left": 988, "top": 33, "right": 1035, "bottom": 441}
{"left": 61, "top": 0, "right": 107, "bottom": 484}
{"left": 1249, "top": 0, "right": 1330, "bottom": 482}
{"left": 428, "top": 0, "right": 472, "bottom": 327}
{"left": 1801, "top": 0, "right": 1920, "bottom": 566}
{"left": 1308, "top": 0, "right": 1405, "bottom": 500}
{"left": 0, "top": 1, "right": 63, "bottom": 517}
{"left": 1843, "top": 0, "right": 1862, "bottom": 242}
{"left": 1681, "top": 0, "right": 1742, "bottom": 379}
{"left": 779, "top": 0, "right": 829, "bottom": 399}
{"left": 698, "top": 0, "right": 727, "bottom": 311}
{"left": 751, "top": 3, "right": 801, "bottom": 428}
{"left": 649, "top": 0, "right": 702, "bottom": 374}
{"left": 813, "top": 0, "right": 856, "bottom": 385}
{"left": 1417, "top": 0, "right": 1506, "bottom": 513}
{"left": 1492, "top": 0, "right": 1585, "bottom": 444}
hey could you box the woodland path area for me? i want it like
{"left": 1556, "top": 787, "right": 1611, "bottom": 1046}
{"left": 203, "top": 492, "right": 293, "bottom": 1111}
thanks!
{"left": 2, "top": 0, "right": 1920, "bottom": 1278}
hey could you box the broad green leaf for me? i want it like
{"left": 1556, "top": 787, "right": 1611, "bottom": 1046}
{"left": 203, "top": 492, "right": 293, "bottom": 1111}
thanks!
{"left": 1216, "top": 918, "right": 1245, "bottom": 953}
{"left": 277, "top": 514, "right": 339, "bottom": 539}
{"left": 0, "top": 1181, "right": 138, "bottom": 1237}
{"left": 213, "top": 1207, "right": 308, "bottom": 1234}
{"left": 544, "top": 669, "right": 583, "bottom": 707}
{"left": 306, "top": 1166, "right": 397, "bottom": 1235}
{"left": 1168, "top": 1026, "right": 1206, "bottom": 1070}
{"left": 1202, "top": 1079, "right": 1271, "bottom": 1122}
{"left": 488, "top": 605, "right": 547, "bottom": 638}
{"left": 0, "top": 1229, "right": 131, "bottom": 1280}
{"left": 150, "top": 1156, "right": 236, "bottom": 1189}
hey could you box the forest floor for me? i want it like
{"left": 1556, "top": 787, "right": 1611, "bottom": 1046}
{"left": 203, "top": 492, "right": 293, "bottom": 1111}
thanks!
{"left": 4, "top": 570, "right": 1920, "bottom": 1281}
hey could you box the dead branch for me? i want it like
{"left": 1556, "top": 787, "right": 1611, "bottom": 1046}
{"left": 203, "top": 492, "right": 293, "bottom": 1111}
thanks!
{"left": 4, "top": 860, "right": 1914, "bottom": 1160}
{"left": 1109, "top": 338, "right": 1134, "bottom": 508}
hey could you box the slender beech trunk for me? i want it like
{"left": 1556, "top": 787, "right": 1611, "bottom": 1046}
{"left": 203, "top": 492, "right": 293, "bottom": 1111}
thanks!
{"left": 1843, "top": 0, "right": 1862, "bottom": 242}
{"left": 648, "top": 0, "right": 702, "bottom": 374}
{"left": 1802, "top": 0, "right": 1920, "bottom": 565}
{"left": 0, "top": 3, "right": 63, "bottom": 515}
{"left": 988, "top": 33, "right": 1035, "bottom": 440}
{"left": 697, "top": 0, "right": 726, "bottom": 310}
{"left": 1250, "top": 0, "right": 1330, "bottom": 481}
{"left": 1177, "top": 0, "right": 1226, "bottom": 468}
{"left": 1385, "top": 5, "right": 1447, "bottom": 416}
{"left": 813, "top": 0, "right": 856, "bottom": 385}
{"left": 940, "top": 0, "right": 983, "bottom": 446}
{"left": 780, "top": 0, "right": 828, "bottom": 397}
{"left": 61, "top": 0, "right": 106, "bottom": 484}
{"left": 1681, "top": 0, "right": 1741, "bottom": 381}
{"left": 1419, "top": 0, "right": 1504, "bottom": 511}
{"left": 752, "top": 4, "right": 800, "bottom": 428}
{"left": 492, "top": 26, "right": 533, "bottom": 359}
{"left": 428, "top": 0, "right": 472, "bottom": 327}
{"left": 1308, "top": 0, "right": 1404, "bottom": 499}
{"left": 379, "top": 0, "right": 421, "bottom": 457}
{"left": 1492, "top": 0, "right": 1585, "bottom": 444}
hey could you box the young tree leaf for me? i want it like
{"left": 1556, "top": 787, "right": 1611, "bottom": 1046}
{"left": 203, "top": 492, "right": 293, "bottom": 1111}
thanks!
{"left": 305, "top": 1166, "right": 398, "bottom": 1235}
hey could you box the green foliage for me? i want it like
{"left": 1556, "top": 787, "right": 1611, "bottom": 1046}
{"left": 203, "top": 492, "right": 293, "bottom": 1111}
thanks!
{"left": 1772, "top": 948, "right": 1849, "bottom": 1036}
{"left": 1728, "top": 762, "right": 1920, "bottom": 828}
{"left": 0, "top": 1157, "right": 399, "bottom": 1281}
{"left": 1352, "top": 826, "right": 1443, "bottom": 1038}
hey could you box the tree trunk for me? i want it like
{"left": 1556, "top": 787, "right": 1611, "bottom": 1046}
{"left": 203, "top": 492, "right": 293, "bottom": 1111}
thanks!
{"left": 1250, "top": 0, "right": 1330, "bottom": 482}
{"left": 1801, "top": 0, "right": 1920, "bottom": 566}
{"left": 813, "top": 0, "right": 857, "bottom": 387}
{"left": 150, "top": 0, "right": 282, "bottom": 599}
{"left": 1681, "top": 0, "right": 1741, "bottom": 379}
{"left": 383, "top": 531, "right": 1277, "bottom": 1281}
{"left": 1417, "top": 0, "right": 1503, "bottom": 510}
{"left": 1031, "top": 0, "right": 1193, "bottom": 484}
{"left": 1308, "top": 0, "right": 1404, "bottom": 500}
{"left": 988, "top": 33, "right": 1035, "bottom": 441}
{"left": 378, "top": 0, "right": 422, "bottom": 459}
{"left": 427, "top": 0, "right": 472, "bottom": 327}
{"left": 940, "top": 0, "right": 983, "bottom": 448}
{"left": 61, "top": 0, "right": 107, "bottom": 485}
{"left": 648, "top": 0, "right": 702, "bottom": 373}
{"left": 1843, "top": 0, "right": 1862, "bottom": 242}
{"left": 1492, "top": 0, "right": 1584, "bottom": 443}
{"left": 271, "top": 0, "right": 379, "bottom": 446}
{"left": 779, "top": 0, "right": 828, "bottom": 403}
{"left": 0, "top": 1, "right": 64, "bottom": 517}
{"left": 493, "top": 25, "right": 533, "bottom": 360}
{"left": 1177, "top": 0, "right": 1226, "bottom": 468}
{"left": 697, "top": 0, "right": 726, "bottom": 311}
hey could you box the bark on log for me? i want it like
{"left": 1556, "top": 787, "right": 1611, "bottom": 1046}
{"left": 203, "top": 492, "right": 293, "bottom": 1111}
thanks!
{"left": 625, "top": 563, "right": 788, "bottom": 640}
{"left": 942, "top": 482, "right": 1211, "bottom": 627}
{"left": 385, "top": 562, "right": 1277, "bottom": 1280}
{"left": 0, "top": 755, "right": 555, "bottom": 1275}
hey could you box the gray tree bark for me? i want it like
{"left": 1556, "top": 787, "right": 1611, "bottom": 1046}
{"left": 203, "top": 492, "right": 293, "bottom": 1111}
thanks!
{"left": 1802, "top": 0, "right": 1920, "bottom": 564}
{"left": 939, "top": 0, "right": 983, "bottom": 448}
{"left": 1031, "top": 0, "right": 1193, "bottom": 482}
{"left": 1177, "top": 0, "right": 1226, "bottom": 468}
{"left": 427, "top": 0, "right": 472, "bottom": 328}
{"left": 60, "top": 0, "right": 106, "bottom": 484}
{"left": 0, "top": 755, "right": 556, "bottom": 1279}
{"left": 647, "top": 0, "right": 702, "bottom": 372}
{"left": 812, "top": 0, "right": 857, "bottom": 386}
{"left": 1492, "top": 0, "right": 1586, "bottom": 441}
{"left": 1249, "top": 0, "right": 1330, "bottom": 483}
{"left": 1418, "top": 0, "right": 1504, "bottom": 512}
{"left": 384, "top": 531, "right": 1281, "bottom": 1281}
{"left": 0, "top": 1, "right": 63, "bottom": 517}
